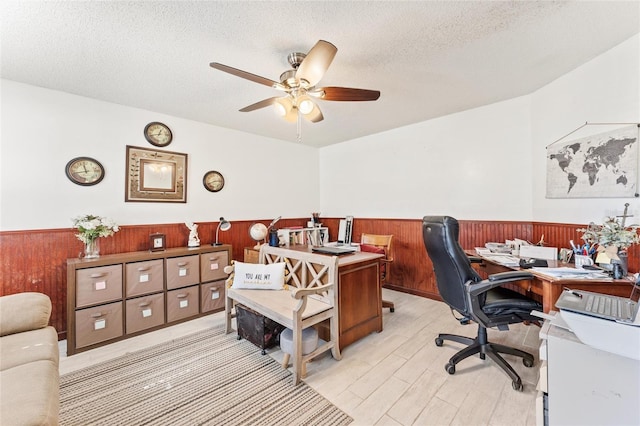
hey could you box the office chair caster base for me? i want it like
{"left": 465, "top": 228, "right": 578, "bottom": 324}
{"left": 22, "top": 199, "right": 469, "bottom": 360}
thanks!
{"left": 512, "top": 380, "right": 524, "bottom": 391}
{"left": 445, "top": 363, "right": 456, "bottom": 375}
{"left": 435, "top": 337, "right": 443, "bottom": 346}
{"left": 390, "top": 307, "right": 395, "bottom": 312}
{"left": 523, "top": 358, "right": 534, "bottom": 368}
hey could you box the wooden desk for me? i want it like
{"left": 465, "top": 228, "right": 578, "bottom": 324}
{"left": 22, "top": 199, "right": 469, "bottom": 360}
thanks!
{"left": 471, "top": 252, "right": 635, "bottom": 313}
{"left": 283, "top": 246, "right": 384, "bottom": 350}
{"left": 243, "top": 247, "right": 260, "bottom": 263}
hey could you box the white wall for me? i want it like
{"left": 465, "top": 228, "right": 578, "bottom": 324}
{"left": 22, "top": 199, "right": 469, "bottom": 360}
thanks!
{"left": 320, "top": 33, "right": 640, "bottom": 225}
{"left": 319, "top": 95, "right": 533, "bottom": 221}
{"left": 0, "top": 80, "right": 320, "bottom": 231}
{"left": 3, "top": 34, "right": 638, "bottom": 231}
{"left": 530, "top": 34, "right": 640, "bottom": 224}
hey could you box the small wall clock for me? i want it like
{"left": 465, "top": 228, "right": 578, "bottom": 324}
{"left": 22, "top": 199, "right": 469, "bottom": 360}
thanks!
{"left": 144, "top": 122, "right": 173, "bottom": 147}
{"left": 149, "top": 233, "right": 166, "bottom": 252}
{"left": 203, "top": 170, "right": 225, "bottom": 192}
{"left": 65, "top": 157, "right": 105, "bottom": 186}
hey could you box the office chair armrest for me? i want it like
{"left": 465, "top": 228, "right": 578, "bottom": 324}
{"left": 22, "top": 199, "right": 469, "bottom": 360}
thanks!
{"left": 465, "top": 271, "right": 534, "bottom": 327}
{"left": 467, "top": 271, "right": 533, "bottom": 297}
{"left": 467, "top": 255, "right": 482, "bottom": 264}
{"left": 488, "top": 271, "right": 533, "bottom": 282}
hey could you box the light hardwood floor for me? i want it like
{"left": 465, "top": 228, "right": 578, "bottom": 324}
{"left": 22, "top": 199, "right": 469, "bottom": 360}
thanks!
{"left": 59, "top": 289, "right": 541, "bottom": 425}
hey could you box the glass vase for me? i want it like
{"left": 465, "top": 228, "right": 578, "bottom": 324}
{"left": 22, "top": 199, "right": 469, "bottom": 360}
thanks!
{"left": 84, "top": 238, "right": 100, "bottom": 259}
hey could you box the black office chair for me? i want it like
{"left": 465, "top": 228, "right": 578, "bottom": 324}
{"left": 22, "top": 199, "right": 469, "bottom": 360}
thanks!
{"left": 422, "top": 216, "right": 542, "bottom": 391}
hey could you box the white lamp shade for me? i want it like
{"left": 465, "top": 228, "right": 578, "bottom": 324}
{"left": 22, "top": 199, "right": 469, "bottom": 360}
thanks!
{"left": 274, "top": 97, "right": 293, "bottom": 116}
{"left": 298, "top": 96, "right": 314, "bottom": 115}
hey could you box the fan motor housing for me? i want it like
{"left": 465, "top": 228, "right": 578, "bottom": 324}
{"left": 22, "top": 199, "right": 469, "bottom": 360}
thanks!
{"left": 287, "top": 52, "right": 306, "bottom": 68}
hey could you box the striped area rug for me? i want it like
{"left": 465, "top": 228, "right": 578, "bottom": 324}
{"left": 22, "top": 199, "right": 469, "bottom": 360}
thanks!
{"left": 60, "top": 327, "right": 352, "bottom": 425}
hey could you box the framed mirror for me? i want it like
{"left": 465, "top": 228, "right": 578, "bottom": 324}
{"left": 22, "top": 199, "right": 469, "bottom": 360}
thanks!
{"left": 125, "top": 145, "right": 187, "bottom": 203}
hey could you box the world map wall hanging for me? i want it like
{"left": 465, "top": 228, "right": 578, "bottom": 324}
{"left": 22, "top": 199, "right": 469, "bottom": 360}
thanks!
{"left": 546, "top": 123, "right": 639, "bottom": 198}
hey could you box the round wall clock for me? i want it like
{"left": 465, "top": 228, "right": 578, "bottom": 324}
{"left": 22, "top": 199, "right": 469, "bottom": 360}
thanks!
{"left": 144, "top": 121, "right": 173, "bottom": 147}
{"left": 65, "top": 157, "right": 105, "bottom": 186}
{"left": 203, "top": 170, "right": 225, "bottom": 192}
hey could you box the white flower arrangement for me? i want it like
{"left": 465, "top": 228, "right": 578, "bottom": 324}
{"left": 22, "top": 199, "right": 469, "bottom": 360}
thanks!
{"left": 72, "top": 214, "right": 120, "bottom": 244}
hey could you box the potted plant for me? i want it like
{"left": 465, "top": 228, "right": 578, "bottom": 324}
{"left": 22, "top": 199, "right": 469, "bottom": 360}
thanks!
{"left": 578, "top": 216, "right": 639, "bottom": 276}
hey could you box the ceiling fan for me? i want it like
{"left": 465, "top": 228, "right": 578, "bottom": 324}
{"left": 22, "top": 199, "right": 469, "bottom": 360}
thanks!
{"left": 209, "top": 40, "right": 380, "bottom": 124}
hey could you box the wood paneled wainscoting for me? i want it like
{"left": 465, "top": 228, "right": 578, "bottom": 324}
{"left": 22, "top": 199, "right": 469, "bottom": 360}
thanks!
{"left": 322, "top": 218, "right": 638, "bottom": 300}
{"left": 0, "top": 218, "right": 309, "bottom": 340}
{"left": 1, "top": 217, "right": 637, "bottom": 340}
{"left": 321, "top": 218, "right": 537, "bottom": 299}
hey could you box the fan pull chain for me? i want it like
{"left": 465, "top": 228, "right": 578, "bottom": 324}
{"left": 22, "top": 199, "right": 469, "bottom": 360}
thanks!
{"left": 296, "top": 110, "right": 302, "bottom": 143}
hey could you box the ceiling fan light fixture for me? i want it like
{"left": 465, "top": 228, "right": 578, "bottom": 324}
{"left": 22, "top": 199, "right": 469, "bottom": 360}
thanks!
{"left": 274, "top": 97, "right": 293, "bottom": 116}
{"left": 210, "top": 39, "right": 380, "bottom": 130}
{"left": 298, "top": 96, "right": 314, "bottom": 115}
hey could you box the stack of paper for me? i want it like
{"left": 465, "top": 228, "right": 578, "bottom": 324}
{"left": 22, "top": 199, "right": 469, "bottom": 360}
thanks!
{"left": 483, "top": 254, "right": 521, "bottom": 267}
{"left": 531, "top": 267, "right": 609, "bottom": 279}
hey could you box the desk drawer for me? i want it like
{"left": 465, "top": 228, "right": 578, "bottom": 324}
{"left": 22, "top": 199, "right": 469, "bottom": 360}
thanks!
{"left": 76, "top": 265, "right": 123, "bottom": 308}
{"left": 201, "top": 280, "right": 225, "bottom": 313}
{"left": 125, "top": 259, "right": 164, "bottom": 297}
{"left": 200, "top": 252, "right": 229, "bottom": 282}
{"left": 167, "top": 286, "right": 199, "bottom": 322}
{"left": 166, "top": 255, "right": 200, "bottom": 290}
{"left": 75, "top": 301, "right": 123, "bottom": 348}
{"left": 126, "top": 293, "right": 165, "bottom": 334}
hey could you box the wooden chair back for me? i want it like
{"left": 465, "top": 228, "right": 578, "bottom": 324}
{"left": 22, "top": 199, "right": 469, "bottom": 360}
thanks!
{"left": 361, "top": 233, "right": 394, "bottom": 282}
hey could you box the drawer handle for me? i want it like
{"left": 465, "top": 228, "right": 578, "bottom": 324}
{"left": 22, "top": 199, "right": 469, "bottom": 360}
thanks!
{"left": 138, "top": 267, "right": 151, "bottom": 272}
{"left": 209, "top": 256, "right": 219, "bottom": 261}
{"left": 209, "top": 287, "right": 219, "bottom": 292}
{"left": 139, "top": 302, "right": 151, "bottom": 307}
{"left": 90, "top": 312, "right": 104, "bottom": 318}
{"left": 90, "top": 273, "right": 107, "bottom": 278}
{"left": 177, "top": 262, "right": 188, "bottom": 267}
{"left": 176, "top": 293, "right": 188, "bottom": 299}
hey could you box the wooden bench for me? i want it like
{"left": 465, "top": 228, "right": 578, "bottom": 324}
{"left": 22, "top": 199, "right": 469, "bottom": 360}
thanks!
{"left": 225, "top": 245, "right": 342, "bottom": 385}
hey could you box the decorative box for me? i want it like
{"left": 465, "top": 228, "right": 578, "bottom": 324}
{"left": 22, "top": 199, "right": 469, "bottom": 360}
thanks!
{"left": 236, "top": 304, "right": 285, "bottom": 354}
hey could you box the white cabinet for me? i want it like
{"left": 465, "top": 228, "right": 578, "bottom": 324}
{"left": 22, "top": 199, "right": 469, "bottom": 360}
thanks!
{"left": 538, "top": 318, "right": 640, "bottom": 426}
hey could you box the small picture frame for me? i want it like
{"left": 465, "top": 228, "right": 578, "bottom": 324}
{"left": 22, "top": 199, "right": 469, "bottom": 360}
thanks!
{"left": 149, "top": 233, "right": 166, "bottom": 252}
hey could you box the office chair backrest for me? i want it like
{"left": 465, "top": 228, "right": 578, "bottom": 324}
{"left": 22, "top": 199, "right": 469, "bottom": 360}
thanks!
{"left": 422, "top": 216, "right": 482, "bottom": 316}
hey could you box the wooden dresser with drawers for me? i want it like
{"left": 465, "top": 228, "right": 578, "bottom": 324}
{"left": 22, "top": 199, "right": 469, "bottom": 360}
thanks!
{"left": 66, "top": 245, "right": 231, "bottom": 355}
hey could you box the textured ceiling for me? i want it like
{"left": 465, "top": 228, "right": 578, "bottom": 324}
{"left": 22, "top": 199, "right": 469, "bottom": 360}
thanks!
{"left": 1, "top": 1, "right": 639, "bottom": 147}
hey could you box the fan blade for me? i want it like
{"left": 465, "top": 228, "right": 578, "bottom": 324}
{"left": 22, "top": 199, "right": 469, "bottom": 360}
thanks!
{"left": 303, "top": 103, "right": 324, "bottom": 123}
{"left": 295, "top": 40, "right": 337, "bottom": 87}
{"left": 239, "top": 97, "right": 278, "bottom": 112}
{"left": 210, "top": 63, "right": 285, "bottom": 90}
{"left": 314, "top": 86, "right": 380, "bottom": 101}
